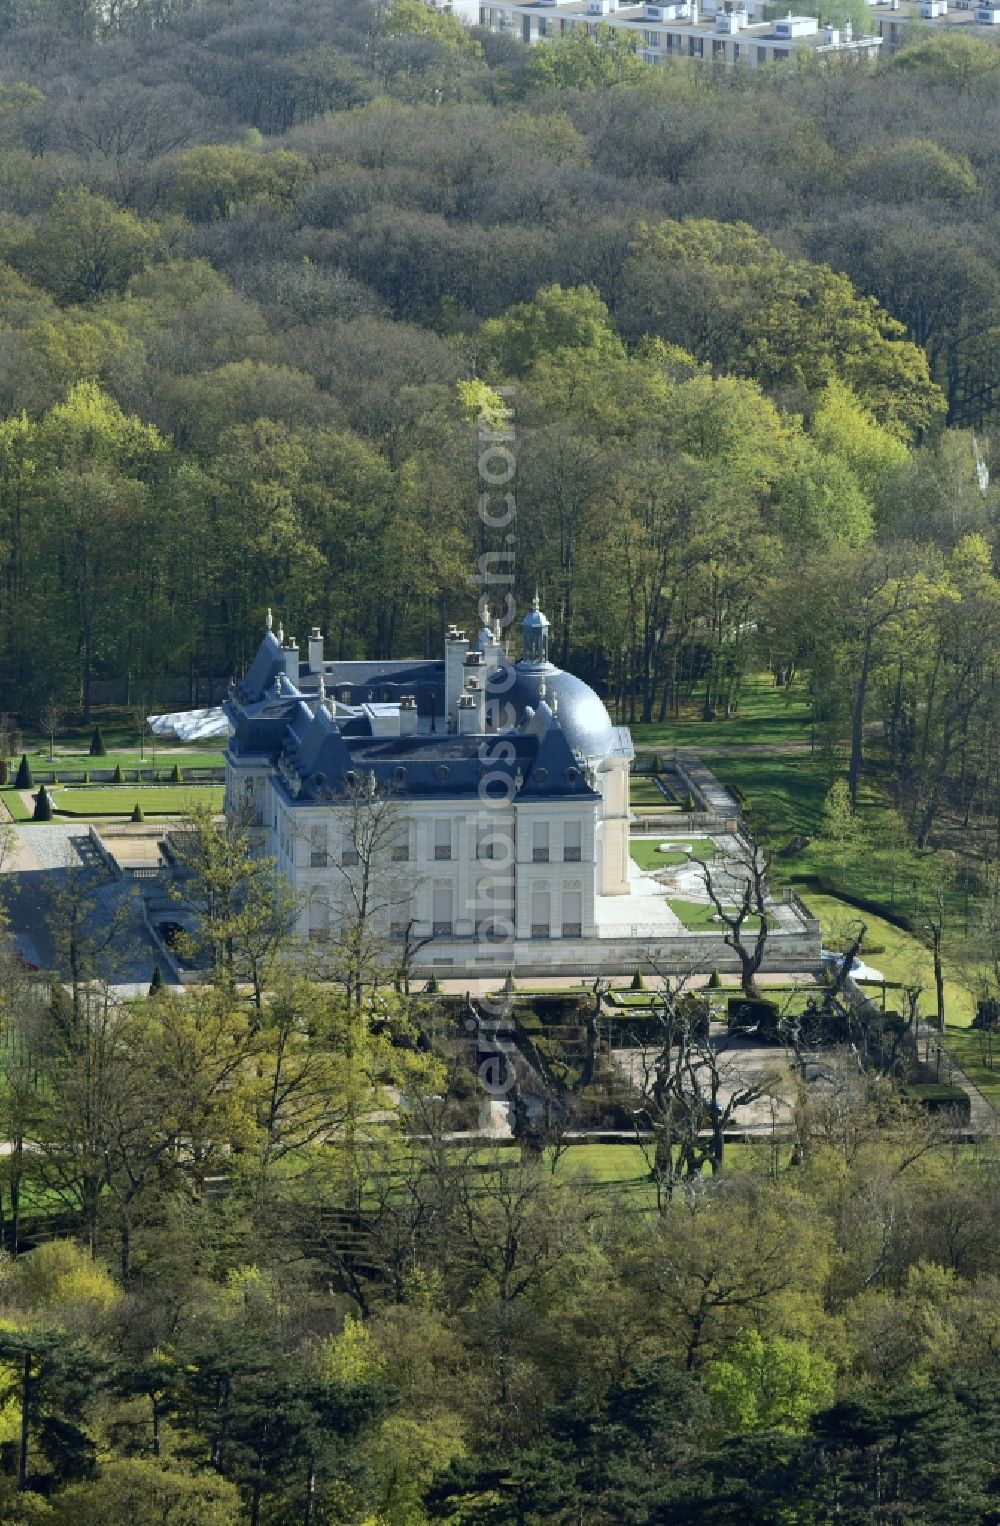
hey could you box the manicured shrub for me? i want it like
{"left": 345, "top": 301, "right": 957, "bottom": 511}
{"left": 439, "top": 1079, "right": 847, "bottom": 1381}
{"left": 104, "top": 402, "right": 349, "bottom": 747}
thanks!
{"left": 149, "top": 963, "right": 164, "bottom": 994}
{"left": 707, "top": 969, "right": 723, "bottom": 989}
{"left": 15, "top": 753, "right": 31, "bottom": 789}
{"left": 32, "top": 785, "right": 52, "bottom": 821}
{"left": 630, "top": 970, "right": 646, "bottom": 991}
{"left": 131, "top": 802, "right": 144, "bottom": 822}
{"left": 424, "top": 974, "right": 440, "bottom": 994}
{"left": 170, "top": 763, "right": 182, "bottom": 783}
{"left": 113, "top": 764, "right": 124, "bottom": 783}
{"left": 89, "top": 725, "right": 106, "bottom": 757}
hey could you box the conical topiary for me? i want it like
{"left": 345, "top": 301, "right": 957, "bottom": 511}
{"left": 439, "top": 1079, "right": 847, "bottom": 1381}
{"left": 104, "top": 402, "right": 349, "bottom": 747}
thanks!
{"left": 89, "top": 725, "right": 106, "bottom": 757}
{"left": 630, "top": 970, "right": 646, "bottom": 992}
{"left": 170, "top": 763, "right": 182, "bottom": 783}
{"left": 149, "top": 963, "right": 164, "bottom": 995}
{"left": 131, "top": 802, "right": 144, "bottom": 823}
{"left": 32, "top": 785, "right": 52, "bottom": 821}
{"left": 707, "top": 969, "right": 723, "bottom": 989}
{"left": 424, "top": 974, "right": 440, "bottom": 994}
{"left": 113, "top": 763, "right": 124, "bottom": 784}
{"left": 15, "top": 753, "right": 31, "bottom": 789}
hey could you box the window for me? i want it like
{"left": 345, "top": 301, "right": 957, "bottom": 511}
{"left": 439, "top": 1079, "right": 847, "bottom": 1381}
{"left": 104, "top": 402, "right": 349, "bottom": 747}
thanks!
{"left": 563, "top": 890, "right": 582, "bottom": 938}
{"left": 531, "top": 887, "right": 550, "bottom": 940}
{"left": 309, "top": 897, "right": 330, "bottom": 940}
{"left": 310, "top": 824, "right": 328, "bottom": 868}
{"left": 341, "top": 843, "right": 359, "bottom": 867}
{"left": 434, "top": 820, "right": 452, "bottom": 861}
{"left": 432, "top": 885, "right": 453, "bottom": 936}
{"left": 563, "top": 820, "right": 582, "bottom": 863}
{"left": 689, "top": 35, "right": 703, "bottom": 53}
{"left": 643, "top": 27, "right": 660, "bottom": 42}
{"left": 391, "top": 825, "right": 409, "bottom": 863}
{"left": 532, "top": 821, "right": 549, "bottom": 863}
{"left": 713, "top": 36, "right": 726, "bottom": 54}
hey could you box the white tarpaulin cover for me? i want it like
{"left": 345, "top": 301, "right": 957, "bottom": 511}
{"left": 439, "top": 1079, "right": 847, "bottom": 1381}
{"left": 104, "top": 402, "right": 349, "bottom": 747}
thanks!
{"left": 148, "top": 707, "right": 231, "bottom": 742}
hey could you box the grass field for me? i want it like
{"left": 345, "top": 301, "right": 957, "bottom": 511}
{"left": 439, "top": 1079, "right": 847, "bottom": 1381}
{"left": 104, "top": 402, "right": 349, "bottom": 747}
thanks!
{"left": 16, "top": 748, "right": 225, "bottom": 774}
{"left": 629, "top": 674, "right": 812, "bottom": 753}
{"left": 0, "top": 788, "right": 30, "bottom": 821}
{"left": 669, "top": 898, "right": 762, "bottom": 933}
{"left": 629, "top": 838, "right": 716, "bottom": 872}
{"left": 629, "top": 778, "right": 673, "bottom": 809}
{"left": 50, "top": 786, "right": 223, "bottom": 818}
{"left": 799, "top": 889, "right": 974, "bottom": 1027}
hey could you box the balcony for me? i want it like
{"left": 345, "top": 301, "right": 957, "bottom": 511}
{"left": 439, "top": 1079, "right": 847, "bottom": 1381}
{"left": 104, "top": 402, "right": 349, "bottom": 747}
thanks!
{"left": 564, "top": 847, "right": 582, "bottom": 862}
{"left": 532, "top": 848, "right": 549, "bottom": 863}
{"left": 341, "top": 849, "right": 359, "bottom": 867}
{"left": 434, "top": 847, "right": 452, "bottom": 861}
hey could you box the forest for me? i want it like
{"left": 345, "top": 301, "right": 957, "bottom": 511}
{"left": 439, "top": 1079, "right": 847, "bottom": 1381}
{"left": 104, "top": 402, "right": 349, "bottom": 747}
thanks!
{"left": 0, "top": 812, "right": 996, "bottom": 1525}
{"left": 0, "top": 0, "right": 999, "bottom": 1518}
{"left": 0, "top": 0, "right": 996, "bottom": 854}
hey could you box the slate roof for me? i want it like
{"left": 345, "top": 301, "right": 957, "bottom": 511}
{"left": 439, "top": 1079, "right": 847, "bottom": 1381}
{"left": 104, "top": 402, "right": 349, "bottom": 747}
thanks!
{"left": 227, "top": 634, "right": 612, "bottom": 805}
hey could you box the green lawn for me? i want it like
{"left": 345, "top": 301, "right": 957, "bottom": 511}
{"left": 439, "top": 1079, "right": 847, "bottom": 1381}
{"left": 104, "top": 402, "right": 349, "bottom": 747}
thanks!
{"left": 932, "top": 1026, "right": 1000, "bottom": 1111}
{"left": 629, "top": 778, "right": 672, "bottom": 807}
{"left": 0, "top": 788, "right": 30, "bottom": 822}
{"left": 798, "top": 889, "right": 974, "bottom": 1027}
{"left": 629, "top": 673, "right": 812, "bottom": 753}
{"left": 669, "top": 898, "right": 762, "bottom": 933}
{"left": 16, "top": 748, "right": 225, "bottom": 774}
{"left": 50, "top": 785, "right": 223, "bottom": 818}
{"left": 700, "top": 752, "right": 830, "bottom": 839}
{"left": 630, "top": 837, "right": 716, "bottom": 872}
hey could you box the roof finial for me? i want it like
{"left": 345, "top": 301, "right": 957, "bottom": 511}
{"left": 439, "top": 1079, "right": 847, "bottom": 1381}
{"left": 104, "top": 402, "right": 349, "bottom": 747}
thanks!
{"left": 318, "top": 673, "right": 326, "bottom": 703}
{"left": 532, "top": 588, "right": 541, "bottom": 613}
{"left": 539, "top": 675, "right": 547, "bottom": 700}
{"left": 278, "top": 622, "right": 285, "bottom": 646}
{"left": 266, "top": 606, "right": 273, "bottom": 633}
{"left": 551, "top": 689, "right": 559, "bottom": 717}
{"left": 482, "top": 600, "right": 491, "bottom": 628}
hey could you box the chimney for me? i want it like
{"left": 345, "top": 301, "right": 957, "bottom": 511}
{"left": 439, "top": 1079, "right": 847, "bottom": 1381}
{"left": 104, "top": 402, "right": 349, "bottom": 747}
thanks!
{"left": 464, "top": 651, "right": 486, "bottom": 732}
{"left": 308, "top": 627, "right": 324, "bottom": 673}
{"left": 457, "top": 693, "right": 478, "bottom": 734}
{"left": 445, "top": 625, "right": 470, "bottom": 729}
{"left": 399, "top": 694, "right": 418, "bottom": 735}
{"left": 284, "top": 638, "right": 300, "bottom": 687}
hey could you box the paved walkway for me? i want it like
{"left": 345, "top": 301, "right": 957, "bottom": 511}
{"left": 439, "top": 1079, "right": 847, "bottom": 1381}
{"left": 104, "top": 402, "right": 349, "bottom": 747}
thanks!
{"left": 916, "top": 1020, "right": 997, "bottom": 1135}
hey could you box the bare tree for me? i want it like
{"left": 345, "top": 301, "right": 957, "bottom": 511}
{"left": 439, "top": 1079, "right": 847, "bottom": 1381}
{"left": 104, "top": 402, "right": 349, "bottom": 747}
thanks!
{"left": 627, "top": 976, "right": 781, "bottom": 1206}
{"left": 698, "top": 827, "right": 772, "bottom": 996}
{"left": 317, "top": 773, "right": 424, "bottom": 1007}
{"left": 38, "top": 697, "right": 63, "bottom": 764}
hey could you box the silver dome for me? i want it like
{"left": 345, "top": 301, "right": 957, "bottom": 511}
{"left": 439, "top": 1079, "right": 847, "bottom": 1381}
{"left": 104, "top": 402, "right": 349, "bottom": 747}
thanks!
{"left": 489, "top": 660, "right": 614, "bottom": 762}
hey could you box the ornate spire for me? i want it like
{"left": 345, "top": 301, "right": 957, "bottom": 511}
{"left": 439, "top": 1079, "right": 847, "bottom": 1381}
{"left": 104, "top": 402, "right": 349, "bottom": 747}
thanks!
{"left": 278, "top": 622, "right": 285, "bottom": 646}
{"left": 266, "top": 606, "right": 273, "bottom": 633}
{"left": 318, "top": 674, "right": 326, "bottom": 703}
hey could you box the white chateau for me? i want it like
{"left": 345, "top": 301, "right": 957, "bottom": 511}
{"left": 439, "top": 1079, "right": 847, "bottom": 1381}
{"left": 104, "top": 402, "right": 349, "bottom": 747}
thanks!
{"left": 224, "top": 601, "right": 637, "bottom": 976}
